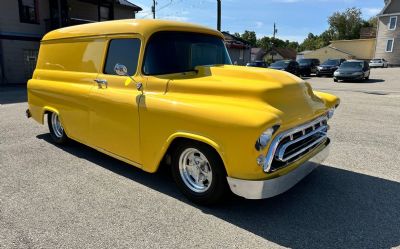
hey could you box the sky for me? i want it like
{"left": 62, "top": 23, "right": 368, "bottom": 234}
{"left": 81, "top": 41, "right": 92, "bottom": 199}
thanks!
{"left": 129, "top": 0, "right": 385, "bottom": 43}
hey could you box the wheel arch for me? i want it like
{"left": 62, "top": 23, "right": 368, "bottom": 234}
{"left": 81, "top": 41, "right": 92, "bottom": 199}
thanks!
{"left": 154, "top": 132, "right": 229, "bottom": 176}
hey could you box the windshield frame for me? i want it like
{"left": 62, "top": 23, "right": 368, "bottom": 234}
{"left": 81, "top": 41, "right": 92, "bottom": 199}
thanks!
{"left": 339, "top": 61, "right": 364, "bottom": 69}
{"left": 322, "top": 59, "right": 340, "bottom": 66}
{"left": 141, "top": 31, "right": 232, "bottom": 76}
{"left": 298, "top": 59, "right": 312, "bottom": 65}
{"left": 270, "top": 60, "right": 290, "bottom": 67}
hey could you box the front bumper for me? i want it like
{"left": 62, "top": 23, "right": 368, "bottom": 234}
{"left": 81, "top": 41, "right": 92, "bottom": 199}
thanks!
{"left": 334, "top": 74, "right": 364, "bottom": 80}
{"left": 227, "top": 140, "right": 330, "bottom": 199}
{"left": 317, "top": 69, "right": 336, "bottom": 75}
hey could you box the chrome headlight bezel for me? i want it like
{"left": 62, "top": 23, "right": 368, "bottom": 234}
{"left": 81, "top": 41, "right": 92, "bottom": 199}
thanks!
{"left": 327, "top": 107, "right": 335, "bottom": 119}
{"left": 255, "top": 125, "right": 280, "bottom": 151}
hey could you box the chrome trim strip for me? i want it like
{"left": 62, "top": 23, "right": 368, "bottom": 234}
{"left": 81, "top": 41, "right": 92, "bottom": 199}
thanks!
{"left": 228, "top": 139, "right": 330, "bottom": 199}
{"left": 276, "top": 125, "right": 327, "bottom": 161}
{"left": 263, "top": 115, "right": 328, "bottom": 172}
{"left": 277, "top": 135, "right": 327, "bottom": 162}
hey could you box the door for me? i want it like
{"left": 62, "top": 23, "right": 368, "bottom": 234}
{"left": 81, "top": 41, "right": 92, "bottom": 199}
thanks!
{"left": 89, "top": 37, "right": 143, "bottom": 164}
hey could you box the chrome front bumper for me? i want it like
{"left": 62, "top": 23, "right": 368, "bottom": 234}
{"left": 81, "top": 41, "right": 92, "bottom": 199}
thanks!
{"left": 226, "top": 141, "right": 330, "bottom": 199}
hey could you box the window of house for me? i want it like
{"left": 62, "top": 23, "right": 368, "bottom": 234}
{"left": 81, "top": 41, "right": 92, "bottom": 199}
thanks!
{"left": 389, "top": 16, "right": 397, "bottom": 30}
{"left": 100, "top": 6, "right": 110, "bottom": 21}
{"left": 18, "top": 0, "right": 38, "bottom": 24}
{"left": 104, "top": 39, "right": 141, "bottom": 75}
{"left": 385, "top": 39, "right": 394, "bottom": 52}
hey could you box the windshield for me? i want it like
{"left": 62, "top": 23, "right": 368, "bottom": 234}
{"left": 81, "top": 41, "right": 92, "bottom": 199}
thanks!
{"left": 322, "top": 60, "right": 340, "bottom": 66}
{"left": 271, "top": 61, "right": 289, "bottom": 67}
{"left": 298, "top": 59, "right": 312, "bottom": 65}
{"left": 143, "top": 31, "right": 232, "bottom": 75}
{"left": 340, "top": 62, "right": 363, "bottom": 69}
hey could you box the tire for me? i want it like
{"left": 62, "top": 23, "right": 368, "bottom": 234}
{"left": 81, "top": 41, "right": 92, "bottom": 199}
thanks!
{"left": 334, "top": 78, "right": 338, "bottom": 82}
{"left": 47, "top": 112, "right": 69, "bottom": 144}
{"left": 171, "top": 140, "right": 229, "bottom": 205}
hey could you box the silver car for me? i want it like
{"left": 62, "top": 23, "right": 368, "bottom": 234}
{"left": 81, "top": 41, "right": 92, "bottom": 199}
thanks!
{"left": 369, "top": 58, "right": 388, "bottom": 68}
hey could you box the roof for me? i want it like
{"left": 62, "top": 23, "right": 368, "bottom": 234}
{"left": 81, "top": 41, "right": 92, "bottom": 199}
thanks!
{"left": 251, "top": 48, "right": 264, "bottom": 54}
{"left": 117, "top": 0, "right": 142, "bottom": 11}
{"left": 297, "top": 50, "right": 313, "bottom": 55}
{"left": 267, "top": 47, "right": 297, "bottom": 60}
{"left": 222, "top": 32, "right": 251, "bottom": 49}
{"left": 42, "top": 19, "right": 223, "bottom": 41}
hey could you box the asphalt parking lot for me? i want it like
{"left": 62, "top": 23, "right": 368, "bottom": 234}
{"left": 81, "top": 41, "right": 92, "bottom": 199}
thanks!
{"left": 1, "top": 68, "right": 399, "bottom": 249}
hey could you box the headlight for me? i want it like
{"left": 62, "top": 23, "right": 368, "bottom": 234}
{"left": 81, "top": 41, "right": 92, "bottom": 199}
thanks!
{"left": 327, "top": 108, "right": 335, "bottom": 119}
{"left": 317, "top": 66, "right": 323, "bottom": 70}
{"left": 334, "top": 71, "right": 340, "bottom": 76}
{"left": 255, "top": 125, "right": 279, "bottom": 151}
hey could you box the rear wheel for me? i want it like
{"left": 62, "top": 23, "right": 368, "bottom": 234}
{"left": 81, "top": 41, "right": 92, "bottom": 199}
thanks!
{"left": 171, "top": 141, "right": 229, "bottom": 205}
{"left": 48, "top": 112, "right": 69, "bottom": 144}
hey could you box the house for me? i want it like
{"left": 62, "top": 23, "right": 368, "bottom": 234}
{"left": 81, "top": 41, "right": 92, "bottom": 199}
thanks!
{"left": 0, "top": 0, "right": 142, "bottom": 85}
{"left": 222, "top": 32, "right": 251, "bottom": 65}
{"left": 251, "top": 48, "right": 266, "bottom": 62}
{"left": 263, "top": 47, "right": 297, "bottom": 62}
{"left": 375, "top": 0, "right": 400, "bottom": 66}
{"left": 303, "top": 39, "right": 376, "bottom": 63}
{"left": 296, "top": 50, "right": 313, "bottom": 60}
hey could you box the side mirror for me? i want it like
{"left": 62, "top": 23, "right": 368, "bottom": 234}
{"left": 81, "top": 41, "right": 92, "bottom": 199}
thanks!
{"left": 113, "top": 63, "right": 142, "bottom": 91}
{"left": 114, "top": 63, "right": 128, "bottom": 76}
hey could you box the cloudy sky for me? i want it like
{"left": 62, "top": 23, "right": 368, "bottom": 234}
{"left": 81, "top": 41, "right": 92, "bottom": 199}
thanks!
{"left": 129, "top": 0, "right": 385, "bottom": 42}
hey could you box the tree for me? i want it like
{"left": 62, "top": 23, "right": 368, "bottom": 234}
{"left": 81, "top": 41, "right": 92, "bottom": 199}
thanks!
{"left": 363, "top": 16, "right": 378, "bottom": 28}
{"left": 240, "top": 30, "right": 257, "bottom": 47}
{"left": 328, "top": 7, "right": 363, "bottom": 40}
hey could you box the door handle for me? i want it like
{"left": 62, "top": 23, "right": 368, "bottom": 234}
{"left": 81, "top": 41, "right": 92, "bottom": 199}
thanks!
{"left": 94, "top": 79, "right": 108, "bottom": 88}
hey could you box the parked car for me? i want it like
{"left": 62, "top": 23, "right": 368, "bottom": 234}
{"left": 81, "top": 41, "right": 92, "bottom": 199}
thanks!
{"left": 27, "top": 19, "right": 339, "bottom": 205}
{"left": 297, "top": 58, "right": 320, "bottom": 76}
{"left": 316, "top": 59, "right": 346, "bottom": 77}
{"left": 269, "top": 60, "right": 300, "bottom": 76}
{"left": 333, "top": 60, "right": 370, "bottom": 82}
{"left": 246, "top": 61, "right": 268, "bottom": 68}
{"left": 369, "top": 58, "right": 388, "bottom": 68}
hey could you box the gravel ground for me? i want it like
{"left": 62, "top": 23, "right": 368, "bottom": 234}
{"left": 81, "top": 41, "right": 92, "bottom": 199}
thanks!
{"left": 0, "top": 68, "right": 399, "bottom": 249}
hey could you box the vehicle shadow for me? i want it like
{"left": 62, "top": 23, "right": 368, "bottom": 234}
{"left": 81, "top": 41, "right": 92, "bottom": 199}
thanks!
{"left": 0, "top": 86, "right": 27, "bottom": 104}
{"left": 37, "top": 133, "right": 400, "bottom": 249}
{"left": 337, "top": 79, "right": 385, "bottom": 84}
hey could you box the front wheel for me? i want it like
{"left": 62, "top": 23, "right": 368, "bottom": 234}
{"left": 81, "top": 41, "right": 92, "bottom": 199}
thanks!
{"left": 334, "top": 78, "right": 338, "bottom": 82}
{"left": 171, "top": 141, "right": 229, "bottom": 205}
{"left": 48, "top": 112, "right": 69, "bottom": 144}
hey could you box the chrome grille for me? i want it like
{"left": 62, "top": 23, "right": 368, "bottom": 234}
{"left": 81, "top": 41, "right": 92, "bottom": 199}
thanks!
{"left": 263, "top": 116, "right": 329, "bottom": 172}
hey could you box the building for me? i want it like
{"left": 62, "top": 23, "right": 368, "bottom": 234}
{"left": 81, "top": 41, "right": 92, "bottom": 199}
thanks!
{"left": 375, "top": 0, "right": 400, "bottom": 66}
{"left": 302, "top": 39, "right": 376, "bottom": 63}
{"left": 263, "top": 47, "right": 297, "bottom": 62}
{"left": 250, "top": 48, "right": 265, "bottom": 62}
{"left": 222, "top": 32, "right": 251, "bottom": 65}
{"left": 0, "top": 0, "right": 142, "bottom": 85}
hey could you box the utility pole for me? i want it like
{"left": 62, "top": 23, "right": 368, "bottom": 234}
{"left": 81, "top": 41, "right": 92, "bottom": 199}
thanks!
{"left": 217, "top": 0, "right": 221, "bottom": 31}
{"left": 152, "top": 0, "right": 156, "bottom": 19}
{"left": 271, "top": 22, "right": 277, "bottom": 62}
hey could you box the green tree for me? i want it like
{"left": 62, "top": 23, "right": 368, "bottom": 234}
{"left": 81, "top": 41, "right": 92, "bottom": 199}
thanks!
{"left": 240, "top": 30, "right": 257, "bottom": 47}
{"left": 328, "top": 7, "right": 363, "bottom": 40}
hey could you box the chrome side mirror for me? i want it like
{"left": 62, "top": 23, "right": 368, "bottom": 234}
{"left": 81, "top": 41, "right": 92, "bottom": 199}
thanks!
{"left": 113, "top": 63, "right": 143, "bottom": 91}
{"left": 114, "top": 63, "right": 128, "bottom": 76}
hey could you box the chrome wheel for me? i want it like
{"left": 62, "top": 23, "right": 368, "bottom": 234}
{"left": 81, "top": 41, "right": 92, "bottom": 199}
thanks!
{"left": 51, "top": 113, "right": 64, "bottom": 138}
{"left": 179, "top": 148, "right": 213, "bottom": 193}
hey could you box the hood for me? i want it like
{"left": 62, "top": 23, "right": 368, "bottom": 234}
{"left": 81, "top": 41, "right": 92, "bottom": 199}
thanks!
{"left": 269, "top": 65, "right": 287, "bottom": 70}
{"left": 167, "top": 65, "right": 328, "bottom": 126}
{"left": 337, "top": 68, "right": 362, "bottom": 73}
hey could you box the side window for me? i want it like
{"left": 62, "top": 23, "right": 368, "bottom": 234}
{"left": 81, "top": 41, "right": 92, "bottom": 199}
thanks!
{"left": 104, "top": 38, "right": 141, "bottom": 75}
{"left": 18, "top": 0, "right": 38, "bottom": 24}
{"left": 389, "top": 16, "right": 397, "bottom": 30}
{"left": 385, "top": 39, "right": 394, "bottom": 52}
